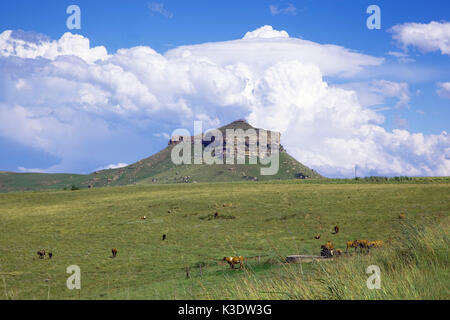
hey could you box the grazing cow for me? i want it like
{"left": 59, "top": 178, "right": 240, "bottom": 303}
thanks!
{"left": 320, "top": 245, "right": 334, "bottom": 257}
{"left": 48, "top": 252, "right": 53, "bottom": 259}
{"left": 369, "top": 240, "right": 384, "bottom": 249}
{"left": 214, "top": 212, "right": 219, "bottom": 218}
{"left": 399, "top": 212, "right": 406, "bottom": 219}
{"left": 111, "top": 248, "right": 118, "bottom": 258}
{"left": 346, "top": 240, "right": 359, "bottom": 252}
{"left": 162, "top": 234, "right": 166, "bottom": 241}
{"left": 37, "top": 249, "right": 46, "bottom": 259}
{"left": 314, "top": 234, "right": 321, "bottom": 239}
{"left": 223, "top": 256, "right": 244, "bottom": 269}
{"left": 320, "top": 241, "right": 335, "bottom": 257}
{"left": 140, "top": 216, "right": 146, "bottom": 220}
{"left": 358, "top": 240, "right": 370, "bottom": 253}
{"left": 325, "top": 241, "right": 334, "bottom": 250}
{"left": 333, "top": 225, "right": 340, "bottom": 234}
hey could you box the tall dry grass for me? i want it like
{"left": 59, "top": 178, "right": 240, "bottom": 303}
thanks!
{"left": 204, "top": 218, "right": 449, "bottom": 300}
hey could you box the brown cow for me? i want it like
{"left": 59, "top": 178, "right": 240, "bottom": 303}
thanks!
{"left": 346, "top": 240, "right": 359, "bottom": 252}
{"left": 369, "top": 240, "right": 384, "bottom": 249}
{"left": 111, "top": 248, "right": 118, "bottom": 258}
{"left": 333, "top": 225, "right": 340, "bottom": 234}
{"left": 358, "top": 240, "right": 370, "bottom": 253}
{"left": 320, "top": 241, "right": 334, "bottom": 257}
{"left": 37, "top": 249, "right": 46, "bottom": 259}
{"left": 223, "top": 256, "right": 244, "bottom": 269}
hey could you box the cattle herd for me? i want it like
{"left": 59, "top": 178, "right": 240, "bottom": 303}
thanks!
{"left": 318, "top": 225, "right": 384, "bottom": 258}
{"left": 35, "top": 214, "right": 388, "bottom": 270}
{"left": 36, "top": 249, "right": 52, "bottom": 259}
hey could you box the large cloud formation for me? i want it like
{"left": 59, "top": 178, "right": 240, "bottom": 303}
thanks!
{"left": 0, "top": 26, "right": 448, "bottom": 177}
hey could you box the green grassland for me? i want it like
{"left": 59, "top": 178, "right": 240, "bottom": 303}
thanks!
{"left": 0, "top": 180, "right": 448, "bottom": 299}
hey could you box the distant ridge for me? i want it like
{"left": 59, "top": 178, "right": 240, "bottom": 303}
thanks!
{"left": 0, "top": 120, "right": 324, "bottom": 192}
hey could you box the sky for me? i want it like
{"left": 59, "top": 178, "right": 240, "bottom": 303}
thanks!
{"left": 0, "top": 0, "right": 449, "bottom": 177}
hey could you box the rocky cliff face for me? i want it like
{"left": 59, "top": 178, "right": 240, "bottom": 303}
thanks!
{"left": 168, "top": 120, "right": 283, "bottom": 158}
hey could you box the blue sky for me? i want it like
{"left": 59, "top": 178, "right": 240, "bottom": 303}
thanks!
{"left": 1, "top": 0, "right": 449, "bottom": 54}
{"left": 0, "top": 0, "right": 449, "bottom": 177}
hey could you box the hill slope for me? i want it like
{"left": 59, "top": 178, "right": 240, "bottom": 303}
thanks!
{"left": 0, "top": 120, "right": 324, "bottom": 192}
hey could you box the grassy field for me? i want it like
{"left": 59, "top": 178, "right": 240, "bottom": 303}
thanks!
{"left": 0, "top": 180, "right": 448, "bottom": 299}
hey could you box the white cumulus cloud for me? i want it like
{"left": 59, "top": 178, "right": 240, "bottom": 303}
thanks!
{"left": 370, "top": 80, "right": 410, "bottom": 109}
{"left": 436, "top": 82, "right": 450, "bottom": 98}
{"left": 166, "top": 26, "right": 383, "bottom": 78}
{"left": 390, "top": 21, "right": 450, "bottom": 55}
{"left": 335, "top": 80, "right": 410, "bottom": 109}
{"left": 0, "top": 30, "right": 108, "bottom": 63}
{"left": 243, "top": 25, "right": 290, "bottom": 39}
